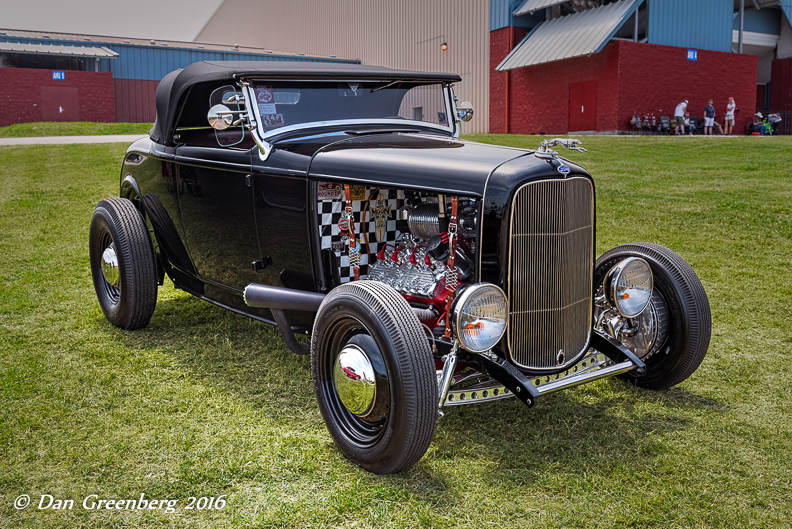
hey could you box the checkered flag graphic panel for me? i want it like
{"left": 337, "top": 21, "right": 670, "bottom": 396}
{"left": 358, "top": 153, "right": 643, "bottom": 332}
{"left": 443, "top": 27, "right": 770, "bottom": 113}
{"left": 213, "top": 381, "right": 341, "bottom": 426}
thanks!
{"left": 318, "top": 185, "right": 406, "bottom": 283}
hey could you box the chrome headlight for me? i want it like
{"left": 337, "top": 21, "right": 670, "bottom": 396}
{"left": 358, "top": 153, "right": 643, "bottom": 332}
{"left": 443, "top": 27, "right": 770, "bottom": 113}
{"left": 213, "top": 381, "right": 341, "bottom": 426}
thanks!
{"left": 604, "top": 257, "right": 653, "bottom": 318}
{"left": 452, "top": 283, "right": 508, "bottom": 353}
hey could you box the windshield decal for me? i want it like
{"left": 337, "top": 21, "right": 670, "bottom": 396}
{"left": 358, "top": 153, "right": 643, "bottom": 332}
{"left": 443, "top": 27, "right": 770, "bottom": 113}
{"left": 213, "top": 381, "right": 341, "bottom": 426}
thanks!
{"left": 255, "top": 85, "right": 274, "bottom": 103}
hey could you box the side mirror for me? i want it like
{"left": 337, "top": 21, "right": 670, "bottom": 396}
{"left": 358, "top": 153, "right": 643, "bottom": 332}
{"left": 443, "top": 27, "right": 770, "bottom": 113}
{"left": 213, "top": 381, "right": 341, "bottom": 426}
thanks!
{"left": 207, "top": 104, "right": 233, "bottom": 131}
{"left": 457, "top": 101, "right": 474, "bottom": 122}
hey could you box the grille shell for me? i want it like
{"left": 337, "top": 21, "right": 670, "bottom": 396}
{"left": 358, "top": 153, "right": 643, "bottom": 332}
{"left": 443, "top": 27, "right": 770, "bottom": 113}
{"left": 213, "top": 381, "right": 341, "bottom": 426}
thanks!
{"left": 506, "top": 177, "right": 594, "bottom": 371}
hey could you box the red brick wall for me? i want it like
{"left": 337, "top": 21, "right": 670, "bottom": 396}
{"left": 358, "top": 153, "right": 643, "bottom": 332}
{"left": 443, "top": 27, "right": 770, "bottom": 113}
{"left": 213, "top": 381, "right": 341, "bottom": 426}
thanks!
{"left": 114, "top": 79, "right": 159, "bottom": 123}
{"left": 770, "top": 58, "right": 792, "bottom": 112}
{"left": 0, "top": 68, "right": 114, "bottom": 127}
{"left": 489, "top": 37, "right": 758, "bottom": 134}
{"left": 511, "top": 43, "right": 620, "bottom": 134}
{"left": 490, "top": 26, "right": 527, "bottom": 134}
{"left": 616, "top": 41, "right": 757, "bottom": 134}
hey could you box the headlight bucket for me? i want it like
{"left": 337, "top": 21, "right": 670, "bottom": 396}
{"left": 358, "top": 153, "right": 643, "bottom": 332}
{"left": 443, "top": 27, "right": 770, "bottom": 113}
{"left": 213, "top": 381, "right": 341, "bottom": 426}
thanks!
{"left": 604, "top": 257, "right": 654, "bottom": 318}
{"left": 451, "top": 283, "right": 508, "bottom": 353}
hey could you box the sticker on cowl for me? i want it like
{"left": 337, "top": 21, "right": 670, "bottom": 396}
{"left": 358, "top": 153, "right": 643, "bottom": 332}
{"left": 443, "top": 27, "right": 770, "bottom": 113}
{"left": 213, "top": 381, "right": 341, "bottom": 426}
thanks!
{"left": 318, "top": 182, "right": 343, "bottom": 201}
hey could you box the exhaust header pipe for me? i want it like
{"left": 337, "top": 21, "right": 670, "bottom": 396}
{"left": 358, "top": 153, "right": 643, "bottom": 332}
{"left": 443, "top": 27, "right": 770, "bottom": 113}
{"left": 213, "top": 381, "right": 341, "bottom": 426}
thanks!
{"left": 243, "top": 283, "right": 325, "bottom": 312}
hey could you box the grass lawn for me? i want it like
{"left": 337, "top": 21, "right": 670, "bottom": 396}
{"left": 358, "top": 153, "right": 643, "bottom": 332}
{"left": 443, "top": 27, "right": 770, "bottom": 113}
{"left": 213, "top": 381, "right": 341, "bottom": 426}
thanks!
{"left": 1, "top": 135, "right": 790, "bottom": 528}
{"left": 0, "top": 122, "right": 152, "bottom": 138}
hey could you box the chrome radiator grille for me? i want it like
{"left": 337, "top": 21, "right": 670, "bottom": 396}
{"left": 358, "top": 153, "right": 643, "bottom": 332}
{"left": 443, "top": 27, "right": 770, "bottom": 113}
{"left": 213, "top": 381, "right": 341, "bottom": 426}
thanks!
{"left": 507, "top": 177, "right": 594, "bottom": 371}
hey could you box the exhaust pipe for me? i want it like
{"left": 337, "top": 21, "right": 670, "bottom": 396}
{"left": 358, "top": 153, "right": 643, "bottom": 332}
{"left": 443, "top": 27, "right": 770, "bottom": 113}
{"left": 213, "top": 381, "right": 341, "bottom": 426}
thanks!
{"left": 243, "top": 283, "right": 325, "bottom": 311}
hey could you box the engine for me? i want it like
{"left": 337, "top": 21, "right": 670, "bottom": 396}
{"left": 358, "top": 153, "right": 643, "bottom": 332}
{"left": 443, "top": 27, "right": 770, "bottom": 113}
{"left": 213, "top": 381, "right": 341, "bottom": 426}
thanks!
{"left": 367, "top": 195, "right": 478, "bottom": 325}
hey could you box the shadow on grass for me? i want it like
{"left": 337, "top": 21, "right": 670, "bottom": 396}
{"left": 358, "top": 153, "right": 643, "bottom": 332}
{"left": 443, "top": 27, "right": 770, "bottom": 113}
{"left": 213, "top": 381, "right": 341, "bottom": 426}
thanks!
{"left": 110, "top": 291, "right": 726, "bottom": 489}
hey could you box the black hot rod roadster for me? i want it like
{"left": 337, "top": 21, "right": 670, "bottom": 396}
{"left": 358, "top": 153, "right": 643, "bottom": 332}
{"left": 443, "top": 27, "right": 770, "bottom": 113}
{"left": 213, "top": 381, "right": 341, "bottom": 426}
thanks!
{"left": 90, "top": 61, "right": 711, "bottom": 474}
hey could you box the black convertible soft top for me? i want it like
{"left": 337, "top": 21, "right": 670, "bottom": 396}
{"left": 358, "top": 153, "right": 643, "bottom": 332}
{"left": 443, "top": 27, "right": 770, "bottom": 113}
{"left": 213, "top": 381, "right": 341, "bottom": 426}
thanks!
{"left": 150, "top": 61, "right": 462, "bottom": 144}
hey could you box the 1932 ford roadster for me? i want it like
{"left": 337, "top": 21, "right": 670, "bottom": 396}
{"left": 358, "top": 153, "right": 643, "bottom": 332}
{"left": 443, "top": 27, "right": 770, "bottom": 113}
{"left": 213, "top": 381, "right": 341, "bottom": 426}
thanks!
{"left": 90, "top": 61, "right": 711, "bottom": 474}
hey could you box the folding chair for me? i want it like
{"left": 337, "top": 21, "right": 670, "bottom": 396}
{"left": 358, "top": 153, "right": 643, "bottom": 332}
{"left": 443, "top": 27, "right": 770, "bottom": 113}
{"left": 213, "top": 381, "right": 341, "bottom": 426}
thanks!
{"left": 659, "top": 116, "right": 671, "bottom": 134}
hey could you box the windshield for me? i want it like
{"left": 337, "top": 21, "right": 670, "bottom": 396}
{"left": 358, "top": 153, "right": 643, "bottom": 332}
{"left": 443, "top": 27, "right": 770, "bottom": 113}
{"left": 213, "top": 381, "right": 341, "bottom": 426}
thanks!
{"left": 249, "top": 81, "right": 450, "bottom": 134}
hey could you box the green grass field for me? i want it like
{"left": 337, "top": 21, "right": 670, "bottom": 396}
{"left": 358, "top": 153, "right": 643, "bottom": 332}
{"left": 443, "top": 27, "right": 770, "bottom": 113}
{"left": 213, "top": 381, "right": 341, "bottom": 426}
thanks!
{"left": 0, "top": 136, "right": 790, "bottom": 528}
{"left": 0, "top": 122, "right": 152, "bottom": 138}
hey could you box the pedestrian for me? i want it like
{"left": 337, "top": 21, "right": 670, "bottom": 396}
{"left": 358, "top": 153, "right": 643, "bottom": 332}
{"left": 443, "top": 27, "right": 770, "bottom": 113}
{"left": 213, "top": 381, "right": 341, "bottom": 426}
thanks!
{"left": 724, "top": 97, "right": 736, "bottom": 135}
{"left": 751, "top": 112, "right": 767, "bottom": 135}
{"left": 703, "top": 99, "right": 715, "bottom": 135}
{"left": 674, "top": 100, "right": 688, "bottom": 135}
{"left": 767, "top": 113, "right": 782, "bottom": 135}
{"left": 683, "top": 112, "right": 694, "bottom": 135}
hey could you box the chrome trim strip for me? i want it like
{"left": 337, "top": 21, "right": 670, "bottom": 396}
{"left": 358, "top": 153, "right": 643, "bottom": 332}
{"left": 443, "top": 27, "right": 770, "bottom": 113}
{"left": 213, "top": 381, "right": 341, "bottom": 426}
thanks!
{"left": 476, "top": 153, "right": 534, "bottom": 282}
{"left": 240, "top": 81, "right": 455, "bottom": 161}
{"left": 506, "top": 177, "right": 595, "bottom": 371}
{"left": 536, "top": 360, "right": 635, "bottom": 394}
{"left": 259, "top": 118, "right": 453, "bottom": 140}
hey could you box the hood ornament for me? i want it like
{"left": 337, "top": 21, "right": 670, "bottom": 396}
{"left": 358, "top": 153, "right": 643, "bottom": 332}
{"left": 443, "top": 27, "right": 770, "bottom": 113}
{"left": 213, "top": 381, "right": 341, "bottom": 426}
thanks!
{"left": 535, "top": 138, "right": 588, "bottom": 159}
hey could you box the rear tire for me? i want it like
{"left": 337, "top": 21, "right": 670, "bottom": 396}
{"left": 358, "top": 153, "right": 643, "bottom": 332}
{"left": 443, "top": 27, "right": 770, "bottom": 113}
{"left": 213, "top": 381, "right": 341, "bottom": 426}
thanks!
{"left": 311, "top": 281, "right": 437, "bottom": 474}
{"left": 595, "top": 243, "right": 711, "bottom": 390}
{"left": 89, "top": 198, "right": 158, "bottom": 329}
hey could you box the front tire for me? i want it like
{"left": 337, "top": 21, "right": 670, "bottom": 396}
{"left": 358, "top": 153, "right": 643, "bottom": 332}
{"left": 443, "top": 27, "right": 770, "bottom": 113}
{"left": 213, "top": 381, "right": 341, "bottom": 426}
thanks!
{"left": 89, "top": 198, "right": 158, "bottom": 329}
{"left": 594, "top": 243, "right": 711, "bottom": 390}
{"left": 311, "top": 281, "right": 437, "bottom": 474}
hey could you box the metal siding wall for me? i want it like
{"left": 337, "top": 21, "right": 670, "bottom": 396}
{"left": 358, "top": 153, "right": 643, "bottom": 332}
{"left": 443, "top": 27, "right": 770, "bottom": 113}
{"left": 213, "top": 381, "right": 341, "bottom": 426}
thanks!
{"left": 782, "top": 1, "right": 792, "bottom": 27}
{"left": 0, "top": 36, "right": 357, "bottom": 82}
{"left": 733, "top": 8, "right": 782, "bottom": 35}
{"left": 196, "top": 0, "right": 491, "bottom": 132}
{"left": 491, "top": 0, "right": 539, "bottom": 31}
{"left": 647, "top": 0, "right": 733, "bottom": 52}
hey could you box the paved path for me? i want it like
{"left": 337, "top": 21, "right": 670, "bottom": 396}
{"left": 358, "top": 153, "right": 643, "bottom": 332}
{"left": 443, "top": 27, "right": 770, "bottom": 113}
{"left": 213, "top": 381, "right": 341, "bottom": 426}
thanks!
{"left": 0, "top": 135, "right": 147, "bottom": 146}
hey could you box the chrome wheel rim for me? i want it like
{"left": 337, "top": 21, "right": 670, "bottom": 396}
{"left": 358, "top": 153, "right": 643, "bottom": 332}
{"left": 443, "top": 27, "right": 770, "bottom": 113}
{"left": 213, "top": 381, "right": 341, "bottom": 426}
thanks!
{"left": 319, "top": 317, "right": 390, "bottom": 448}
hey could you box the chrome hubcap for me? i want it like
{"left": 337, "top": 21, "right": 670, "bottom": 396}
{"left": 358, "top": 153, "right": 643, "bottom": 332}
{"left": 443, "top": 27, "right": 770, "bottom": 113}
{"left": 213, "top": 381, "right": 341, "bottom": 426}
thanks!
{"left": 101, "top": 244, "right": 119, "bottom": 287}
{"left": 334, "top": 344, "right": 377, "bottom": 416}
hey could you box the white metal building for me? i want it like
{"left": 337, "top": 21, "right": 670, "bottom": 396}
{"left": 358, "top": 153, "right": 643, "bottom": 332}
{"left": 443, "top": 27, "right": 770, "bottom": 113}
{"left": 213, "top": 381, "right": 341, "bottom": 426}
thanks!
{"left": 195, "top": 0, "right": 491, "bottom": 133}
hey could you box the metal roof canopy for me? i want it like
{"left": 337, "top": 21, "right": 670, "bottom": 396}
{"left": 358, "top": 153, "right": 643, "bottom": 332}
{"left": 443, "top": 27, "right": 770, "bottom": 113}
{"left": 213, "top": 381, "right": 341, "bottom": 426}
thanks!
{"left": 498, "top": 0, "right": 643, "bottom": 71}
{"left": 0, "top": 41, "right": 118, "bottom": 58}
{"left": 514, "top": 0, "right": 570, "bottom": 16}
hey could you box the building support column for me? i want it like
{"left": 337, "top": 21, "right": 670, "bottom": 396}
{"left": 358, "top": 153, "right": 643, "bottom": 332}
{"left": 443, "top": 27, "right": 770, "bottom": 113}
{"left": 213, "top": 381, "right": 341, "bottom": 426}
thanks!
{"left": 738, "top": 0, "right": 745, "bottom": 53}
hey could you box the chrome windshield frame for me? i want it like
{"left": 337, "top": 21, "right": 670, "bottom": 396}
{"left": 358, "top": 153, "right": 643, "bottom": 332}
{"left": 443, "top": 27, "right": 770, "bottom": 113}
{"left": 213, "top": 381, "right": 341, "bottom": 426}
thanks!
{"left": 240, "top": 79, "right": 457, "bottom": 160}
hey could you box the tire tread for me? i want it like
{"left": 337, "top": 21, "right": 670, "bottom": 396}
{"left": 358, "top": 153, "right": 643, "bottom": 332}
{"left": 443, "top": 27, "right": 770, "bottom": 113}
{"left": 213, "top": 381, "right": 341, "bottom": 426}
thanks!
{"left": 311, "top": 280, "right": 437, "bottom": 474}
{"left": 596, "top": 243, "right": 711, "bottom": 390}
{"left": 91, "top": 198, "right": 158, "bottom": 329}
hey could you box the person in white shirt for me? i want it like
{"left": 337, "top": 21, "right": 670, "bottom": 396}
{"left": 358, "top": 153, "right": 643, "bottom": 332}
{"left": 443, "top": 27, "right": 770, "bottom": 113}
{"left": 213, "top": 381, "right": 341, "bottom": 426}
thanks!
{"left": 683, "top": 112, "right": 694, "bottom": 135}
{"left": 674, "top": 100, "right": 688, "bottom": 135}
{"left": 724, "top": 97, "right": 736, "bottom": 135}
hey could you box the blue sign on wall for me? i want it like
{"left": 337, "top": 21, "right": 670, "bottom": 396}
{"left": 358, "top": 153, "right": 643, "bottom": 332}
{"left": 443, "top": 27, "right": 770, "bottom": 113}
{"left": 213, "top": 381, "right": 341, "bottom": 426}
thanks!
{"left": 687, "top": 49, "right": 698, "bottom": 61}
{"left": 52, "top": 71, "right": 65, "bottom": 80}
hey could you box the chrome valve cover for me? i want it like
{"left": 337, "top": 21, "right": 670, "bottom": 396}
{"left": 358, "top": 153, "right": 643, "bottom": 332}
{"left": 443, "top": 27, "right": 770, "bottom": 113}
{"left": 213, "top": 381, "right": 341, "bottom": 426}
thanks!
{"left": 368, "top": 245, "right": 446, "bottom": 298}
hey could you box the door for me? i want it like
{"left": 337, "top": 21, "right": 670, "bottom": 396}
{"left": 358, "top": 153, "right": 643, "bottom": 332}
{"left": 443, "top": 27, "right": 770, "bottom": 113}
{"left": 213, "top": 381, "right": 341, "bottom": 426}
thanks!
{"left": 174, "top": 149, "right": 261, "bottom": 297}
{"left": 41, "top": 86, "right": 79, "bottom": 121}
{"left": 568, "top": 81, "right": 597, "bottom": 131}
